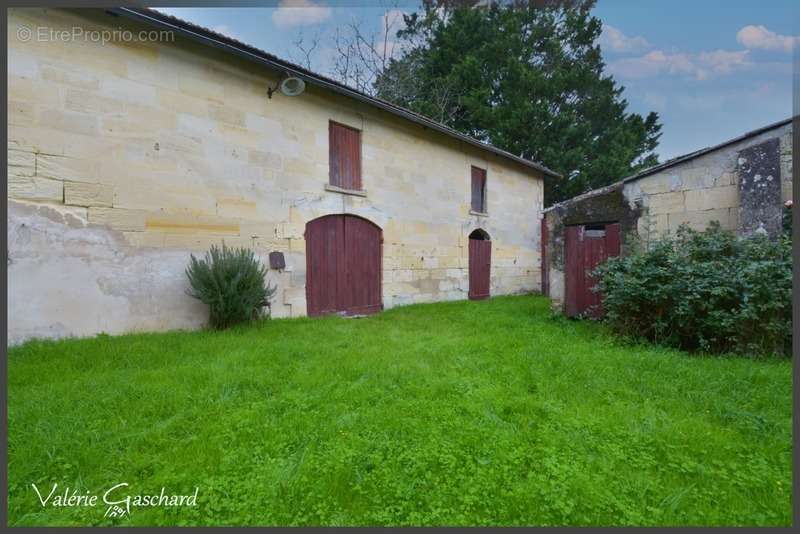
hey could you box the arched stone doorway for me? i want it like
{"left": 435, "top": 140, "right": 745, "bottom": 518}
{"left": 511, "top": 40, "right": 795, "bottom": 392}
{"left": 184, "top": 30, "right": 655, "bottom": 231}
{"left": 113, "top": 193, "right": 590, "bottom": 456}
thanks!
{"left": 305, "top": 214, "right": 383, "bottom": 316}
{"left": 468, "top": 228, "right": 491, "bottom": 300}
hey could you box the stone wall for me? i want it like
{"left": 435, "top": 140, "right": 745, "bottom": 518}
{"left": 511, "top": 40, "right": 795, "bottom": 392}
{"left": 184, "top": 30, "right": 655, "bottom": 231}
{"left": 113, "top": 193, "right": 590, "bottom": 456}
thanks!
{"left": 544, "top": 120, "right": 792, "bottom": 313}
{"left": 7, "top": 8, "right": 545, "bottom": 344}
{"left": 623, "top": 121, "right": 792, "bottom": 240}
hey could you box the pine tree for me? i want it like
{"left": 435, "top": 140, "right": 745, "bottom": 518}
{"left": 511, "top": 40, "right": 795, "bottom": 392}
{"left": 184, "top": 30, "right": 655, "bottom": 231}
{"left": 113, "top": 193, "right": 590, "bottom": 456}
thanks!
{"left": 375, "top": 0, "right": 662, "bottom": 206}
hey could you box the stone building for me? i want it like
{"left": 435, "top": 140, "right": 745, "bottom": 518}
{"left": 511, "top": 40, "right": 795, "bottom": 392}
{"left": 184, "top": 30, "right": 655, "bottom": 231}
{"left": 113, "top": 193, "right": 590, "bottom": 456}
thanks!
{"left": 543, "top": 118, "right": 793, "bottom": 316}
{"left": 7, "top": 8, "right": 557, "bottom": 344}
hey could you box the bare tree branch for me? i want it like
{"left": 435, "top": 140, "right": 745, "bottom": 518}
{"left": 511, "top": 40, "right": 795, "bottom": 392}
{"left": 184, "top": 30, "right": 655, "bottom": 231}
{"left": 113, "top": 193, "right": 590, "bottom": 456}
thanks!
{"left": 290, "top": 30, "right": 321, "bottom": 70}
{"left": 289, "top": 1, "right": 462, "bottom": 125}
{"left": 328, "top": 1, "right": 406, "bottom": 95}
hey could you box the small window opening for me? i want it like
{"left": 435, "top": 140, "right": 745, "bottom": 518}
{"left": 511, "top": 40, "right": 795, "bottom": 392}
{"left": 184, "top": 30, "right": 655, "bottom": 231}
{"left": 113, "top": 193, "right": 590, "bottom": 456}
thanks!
{"left": 471, "top": 166, "right": 487, "bottom": 213}
{"left": 584, "top": 224, "right": 606, "bottom": 238}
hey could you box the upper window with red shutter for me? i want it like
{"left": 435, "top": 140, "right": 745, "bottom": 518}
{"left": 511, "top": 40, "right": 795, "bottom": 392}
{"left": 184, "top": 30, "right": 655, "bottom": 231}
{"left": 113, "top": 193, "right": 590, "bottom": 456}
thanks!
{"left": 471, "top": 166, "right": 487, "bottom": 214}
{"left": 329, "top": 121, "right": 362, "bottom": 191}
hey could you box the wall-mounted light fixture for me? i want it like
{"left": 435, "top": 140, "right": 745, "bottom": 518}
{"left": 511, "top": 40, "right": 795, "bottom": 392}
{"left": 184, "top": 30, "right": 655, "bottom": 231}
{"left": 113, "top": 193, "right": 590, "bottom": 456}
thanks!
{"left": 268, "top": 73, "right": 306, "bottom": 99}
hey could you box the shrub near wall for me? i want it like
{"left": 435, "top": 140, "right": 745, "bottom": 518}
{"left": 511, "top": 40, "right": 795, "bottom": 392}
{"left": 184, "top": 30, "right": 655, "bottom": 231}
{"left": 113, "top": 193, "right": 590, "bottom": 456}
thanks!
{"left": 186, "top": 245, "right": 276, "bottom": 329}
{"left": 594, "top": 222, "right": 792, "bottom": 356}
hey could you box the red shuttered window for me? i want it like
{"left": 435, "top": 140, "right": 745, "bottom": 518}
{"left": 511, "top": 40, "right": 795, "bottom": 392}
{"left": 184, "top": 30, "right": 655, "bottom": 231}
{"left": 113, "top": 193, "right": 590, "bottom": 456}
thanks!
{"left": 471, "top": 166, "right": 487, "bottom": 213}
{"left": 329, "top": 121, "right": 362, "bottom": 190}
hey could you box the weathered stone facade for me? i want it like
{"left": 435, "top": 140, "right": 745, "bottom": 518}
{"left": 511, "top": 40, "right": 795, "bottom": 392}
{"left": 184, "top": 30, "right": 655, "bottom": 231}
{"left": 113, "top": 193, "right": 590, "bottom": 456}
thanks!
{"left": 7, "top": 8, "right": 547, "bottom": 344}
{"left": 622, "top": 121, "right": 792, "bottom": 239}
{"left": 544, "top": 119, "right": 792, "bottom": 313}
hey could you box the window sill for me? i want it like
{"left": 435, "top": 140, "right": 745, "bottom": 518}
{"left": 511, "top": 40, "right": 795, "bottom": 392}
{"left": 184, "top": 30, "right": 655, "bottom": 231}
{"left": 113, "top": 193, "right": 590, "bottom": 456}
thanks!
{"left": 325, "top": 184, "right": 367, "bottom": 197}
{"left": 470, "top": 210, "right": 489, "bottom": 217}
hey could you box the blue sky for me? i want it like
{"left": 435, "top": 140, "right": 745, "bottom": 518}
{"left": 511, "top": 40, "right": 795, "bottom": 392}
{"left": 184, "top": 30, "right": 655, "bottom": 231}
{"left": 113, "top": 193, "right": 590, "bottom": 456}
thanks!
{"left": 157, "top": 1, "right": 797, "bottom": 161}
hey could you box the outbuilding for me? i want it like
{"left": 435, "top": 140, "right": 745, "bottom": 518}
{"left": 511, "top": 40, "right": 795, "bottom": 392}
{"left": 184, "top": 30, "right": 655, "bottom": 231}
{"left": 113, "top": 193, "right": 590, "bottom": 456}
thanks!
{"left": 542, "top": 118, "right": 793, "bottom": 317}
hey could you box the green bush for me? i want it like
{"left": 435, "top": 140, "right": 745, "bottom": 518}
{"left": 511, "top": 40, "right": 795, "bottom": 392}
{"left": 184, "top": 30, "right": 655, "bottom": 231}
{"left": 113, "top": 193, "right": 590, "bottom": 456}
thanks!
{"left": 594, "top": 222, "right": 792, "bottom": 356}
{"left": 186, "top": 244, "right": 276, "bottom": 329}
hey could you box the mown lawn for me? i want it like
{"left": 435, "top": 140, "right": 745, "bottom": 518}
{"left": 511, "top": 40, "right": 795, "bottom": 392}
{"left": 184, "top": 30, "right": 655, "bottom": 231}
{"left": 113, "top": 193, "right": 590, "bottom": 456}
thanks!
{"left": 7, "top": 296, "right": 792, "bottom": 526}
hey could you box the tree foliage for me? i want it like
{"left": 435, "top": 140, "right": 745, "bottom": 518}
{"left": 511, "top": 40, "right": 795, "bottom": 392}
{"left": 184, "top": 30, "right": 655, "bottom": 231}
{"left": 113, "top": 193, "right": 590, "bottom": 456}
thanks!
{"left": 374, "top": 0, "right": 662, "bottom": 205}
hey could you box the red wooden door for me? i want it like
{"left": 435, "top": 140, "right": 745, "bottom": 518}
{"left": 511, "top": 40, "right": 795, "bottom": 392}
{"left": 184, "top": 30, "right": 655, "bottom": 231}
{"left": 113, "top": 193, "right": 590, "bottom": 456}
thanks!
{"left": 468, "top": 237, "right": 491, "bottom": 300}
{"left": 564, "top": 222, "right": 620, "bottom": 318}
{"left": 305, "top": 215, "right": 382, "bottom": 317}
{"left": 306, "top": 215, "right": 344, "bottom": 316}
{"left": 343, "top": 216, "right": 382, "bottom": 315}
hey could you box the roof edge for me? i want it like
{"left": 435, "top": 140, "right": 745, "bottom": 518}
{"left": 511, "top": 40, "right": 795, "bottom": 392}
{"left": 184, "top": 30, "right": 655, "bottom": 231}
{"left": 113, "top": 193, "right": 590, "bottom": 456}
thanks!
{"left": 542, "top": 181, "right": 624, "bottom": 213}
{"left": 620, "top": 117, "right": 792, "bottom": 185}
{"left": 543, "top": 117, "right": 792, "bottom": 213}
{"left": 107, "top": 7, "right": 560, "bottom": 178}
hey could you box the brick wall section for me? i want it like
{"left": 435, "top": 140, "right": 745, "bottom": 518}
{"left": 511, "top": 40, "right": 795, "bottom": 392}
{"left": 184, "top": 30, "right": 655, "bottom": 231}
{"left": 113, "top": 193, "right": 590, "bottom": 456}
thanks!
{"left": 7, "top": 8, "right": 545, "bottom": 343}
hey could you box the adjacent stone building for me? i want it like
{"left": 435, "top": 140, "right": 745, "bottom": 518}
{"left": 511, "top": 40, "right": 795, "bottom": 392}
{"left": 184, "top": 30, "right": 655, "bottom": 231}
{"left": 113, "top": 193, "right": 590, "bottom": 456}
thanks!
{"left": 7, "top": 8, "right": 557, "bottom": 344}
{"left": 543, "top": 118, "right": 793, "bottom": 316}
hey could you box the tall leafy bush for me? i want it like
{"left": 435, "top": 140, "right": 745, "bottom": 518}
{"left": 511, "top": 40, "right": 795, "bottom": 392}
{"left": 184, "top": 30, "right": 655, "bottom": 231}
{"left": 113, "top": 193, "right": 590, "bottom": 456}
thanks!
{"left": 186, "top": 244, "right": 276, "bottom": 329}
{"left": 594, "top": 222, "right": 792, "bottom": 356}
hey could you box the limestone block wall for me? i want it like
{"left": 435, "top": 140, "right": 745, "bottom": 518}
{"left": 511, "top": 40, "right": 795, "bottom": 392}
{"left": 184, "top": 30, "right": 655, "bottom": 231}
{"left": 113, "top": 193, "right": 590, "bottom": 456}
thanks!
{"left": 623, "top": 122, "right": 792, "bottom": 239}
{"left": 7, "top": 8, "right": 545, "bottom": 344}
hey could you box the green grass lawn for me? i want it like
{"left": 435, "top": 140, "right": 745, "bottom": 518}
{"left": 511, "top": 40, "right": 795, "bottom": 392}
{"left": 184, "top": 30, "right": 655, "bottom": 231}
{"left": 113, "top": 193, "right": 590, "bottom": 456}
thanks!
{"left": 7, "top": 296, "right": 792, "bottom": 526}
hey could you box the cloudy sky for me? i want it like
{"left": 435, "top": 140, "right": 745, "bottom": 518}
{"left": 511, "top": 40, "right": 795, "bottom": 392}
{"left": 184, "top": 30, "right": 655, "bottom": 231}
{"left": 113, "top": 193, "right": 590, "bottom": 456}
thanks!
{"left": 158, "top": 0, "right": 797, "bottom": 162}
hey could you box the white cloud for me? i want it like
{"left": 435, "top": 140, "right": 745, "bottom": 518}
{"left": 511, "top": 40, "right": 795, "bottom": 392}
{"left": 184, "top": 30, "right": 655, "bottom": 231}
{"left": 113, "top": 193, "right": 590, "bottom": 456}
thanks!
{"left": 736, "top": 25, "right": 799, "bottom": 53}
{"left": 608, "top": 49, "right": 750, "bottom": 81}
{"left": 696, "top": 49, "right": 751, "bottom": 75}
{"left": 272, "top": 0, "right": 332, "bottom": 28}
{"left": 599, "top": 24, "right": 650, "bottom": 53}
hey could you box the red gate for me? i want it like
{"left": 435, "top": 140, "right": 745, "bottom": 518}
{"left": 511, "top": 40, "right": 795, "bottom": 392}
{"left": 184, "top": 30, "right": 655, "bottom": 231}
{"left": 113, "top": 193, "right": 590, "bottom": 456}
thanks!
{"left": 468, "top": 229, "right": 491, "bottom": 300}
{"left": 564, "top": 222, "right": 620, "bottom": 318}
{"left": 305, "top": 214, "right": 382, "bottom": 316}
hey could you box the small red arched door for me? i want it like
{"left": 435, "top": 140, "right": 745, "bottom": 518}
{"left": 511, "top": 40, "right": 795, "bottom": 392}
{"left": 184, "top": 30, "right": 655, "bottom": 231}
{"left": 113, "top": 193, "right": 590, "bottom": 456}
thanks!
{"left": 468, "top": 229, "right": 491, "bottom": 300}
{"left": 305, "top": 214, "right": 382, "bottom": 316}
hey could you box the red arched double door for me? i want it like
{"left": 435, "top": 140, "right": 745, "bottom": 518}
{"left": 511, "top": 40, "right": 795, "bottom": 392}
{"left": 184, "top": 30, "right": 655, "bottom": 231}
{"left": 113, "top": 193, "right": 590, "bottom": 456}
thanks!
{"left": 305, "top": 214, "right": 382, "bottom": 316}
